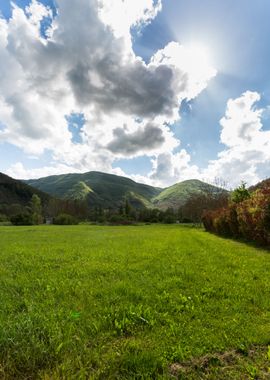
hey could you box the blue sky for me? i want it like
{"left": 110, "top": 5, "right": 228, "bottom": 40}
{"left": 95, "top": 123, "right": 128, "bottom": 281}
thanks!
{"left": 133, "top": 0, "right": 270, "bottom": 162}
{"left": 0, "top": 0, "right": 270, "bottom": 187}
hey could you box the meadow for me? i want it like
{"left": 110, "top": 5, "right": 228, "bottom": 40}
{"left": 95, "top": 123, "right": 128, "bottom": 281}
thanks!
{"left": 0, "top": 225, "right": 270, "bottom": 379}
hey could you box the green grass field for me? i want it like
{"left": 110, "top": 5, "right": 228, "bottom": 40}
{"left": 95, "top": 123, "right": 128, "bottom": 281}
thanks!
{"left": 1, "top": 225, "right": 270, "bottom": 379}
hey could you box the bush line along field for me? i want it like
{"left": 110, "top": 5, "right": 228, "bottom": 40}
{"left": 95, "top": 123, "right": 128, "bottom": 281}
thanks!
{"left": 1, "top": 225, "right": 270, "bottom": 379}
{"left": 203, "top": 182, "right": 270, "bottom": 246}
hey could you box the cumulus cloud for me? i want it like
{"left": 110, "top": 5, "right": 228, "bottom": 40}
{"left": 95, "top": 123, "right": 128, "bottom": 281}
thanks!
{"left": 6, "top": 160, "right": 126, "bottom": 180}
{"left": 108, "top": 124, "right": 165, "bottom": 156}
{"left": 220, "top": 91, "right": 263, "bottom": 147}
{"left": 203, "top": 91, "right": 270, "bottom": 186}
{"left": 148, "top": 150, "right": 200, "bottom": 187}
{"left": 6, "top": 161, "right": 78, "bottom": 179}
{"left": 98, "top": 0, "right": 162, "bottom": 46}
{"left": 107, "top": 121, "right": 179, "bottom": 157}
{"left": 0, "top": 0, "right": 216, "bottom": 183}
{"left": 25, "top": 0, "right": 53, "bottom": 32}
{"left": 133, "top": 91, "right": 270, "bottom": 188}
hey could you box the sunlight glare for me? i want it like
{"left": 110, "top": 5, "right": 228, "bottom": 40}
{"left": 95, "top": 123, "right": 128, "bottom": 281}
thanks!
{"left": 184, "top": 43, "right": 215, "bottom": 78}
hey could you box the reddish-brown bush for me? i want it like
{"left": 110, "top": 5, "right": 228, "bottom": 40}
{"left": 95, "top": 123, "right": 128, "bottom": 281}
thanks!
{"left": 202, "top": 185, "right": 270, "bottom": 245}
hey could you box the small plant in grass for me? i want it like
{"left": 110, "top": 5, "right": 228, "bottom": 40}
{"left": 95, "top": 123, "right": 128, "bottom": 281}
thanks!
{"left": 246, "top": 364, "right": 259, "bottom": 379}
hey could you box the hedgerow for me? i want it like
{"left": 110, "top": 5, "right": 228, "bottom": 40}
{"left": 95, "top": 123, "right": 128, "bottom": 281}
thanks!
{"left": 202, "top": 184, "right": 270, "bottom": 245}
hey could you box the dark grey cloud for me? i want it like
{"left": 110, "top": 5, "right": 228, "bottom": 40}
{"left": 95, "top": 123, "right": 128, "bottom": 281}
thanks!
{"left": 68, "top": 59, "right": 182, "bottom": 119}
{"left": 107, "top": 123, "right": 165, "bottom": 155}
{"left": 6, "top": 94, "right": 51, "bottom": 139}
{"left": 40, "top": 0, "right": 187, "bottom": 120}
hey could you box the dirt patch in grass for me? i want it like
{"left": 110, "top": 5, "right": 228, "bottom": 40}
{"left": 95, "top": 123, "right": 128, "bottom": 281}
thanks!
{"left": 169, "top": 345, "right": 270, "bottom": 379}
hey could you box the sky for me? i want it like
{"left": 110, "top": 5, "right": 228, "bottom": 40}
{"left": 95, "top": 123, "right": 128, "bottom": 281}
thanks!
{"left": 0, "top": 0, "right": 270, "bottom": 188}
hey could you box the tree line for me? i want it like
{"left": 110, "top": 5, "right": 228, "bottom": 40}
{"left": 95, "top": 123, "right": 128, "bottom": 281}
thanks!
{"left": 0, "top": 184, "right": 229, "bottom": 226}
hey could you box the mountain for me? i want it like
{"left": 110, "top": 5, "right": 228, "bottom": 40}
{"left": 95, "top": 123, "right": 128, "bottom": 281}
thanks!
{"left": 152, "top": 179, "right": 227, "bottom": 210}
{"left": 25, "top": 171, "right": 161, "bottom": 209}
{"left": 24, "top": 172, "right": 226, "bottom": 211}
{"left": 0, "top": 172, "right": 51, "bottom": 208}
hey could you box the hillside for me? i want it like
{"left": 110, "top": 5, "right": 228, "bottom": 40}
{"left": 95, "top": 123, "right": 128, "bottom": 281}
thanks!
{"left": 0, "top": 172, "right": 51, "bottom": 208}
{"left": 152, "top": 179, "right": 227, "bottom": 210}
{"left": 25, "top": 171, "right": 161, "bottom": 209}
{"left": 24, "top": 172, "right": 227, "bottom": 211}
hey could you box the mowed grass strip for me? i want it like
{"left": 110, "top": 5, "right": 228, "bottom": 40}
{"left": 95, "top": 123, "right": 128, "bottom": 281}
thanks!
{"left": 0, "top": 225, "right": 270, "bottom": 379}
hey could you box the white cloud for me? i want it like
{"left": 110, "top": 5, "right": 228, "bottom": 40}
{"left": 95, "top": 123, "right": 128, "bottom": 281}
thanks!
{"left": 0, "top": 0, "right": 216, "bottom": 183}
{"left": 220, "top": 91, "right": 263, "bottom": 147}
{"left": 98, "top": 0, "right": 162, "bottom": 48}
{"left": 151, "top": 42, "right": 217, "bottom": 104}
{"left": 6, "top": 160, "right": 129, "bottom": 180}
{"left": 203, "top": 91, "right": 270, "bottom": 187}
{"left": 149, "top": 150, "right": 200, "bottom": 187}
{"left": 136, "top": 91, "right": 270, "bottom": 188}
{"left": 6, "top": 161, "right": 78, "bottom": 179}
{"left": 25, "top": 0, "right": 52, "bottom": 34}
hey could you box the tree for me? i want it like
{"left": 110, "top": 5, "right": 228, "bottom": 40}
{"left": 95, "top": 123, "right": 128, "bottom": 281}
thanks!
{"left": 119, "top": 204, "right": 124, "bottom": 216}
{"left": 163, "top": 208, "right": 177, "bottom": 224}
{"left": 0, "top": 214, "right": 8, "bottom": 223}
{"left": 30, "top": 194, "right": 43, "bottom": 224}
{"left": 230, "top": 182, "right": 250, "bottom": 204}
{"left": 179, "top": 189, "right": 229, "bottom": 224}
{"left": 11, "top": 212, "right": 33, "bottom": 226}
{"left": 125, "top": 199, "right": 131, "bottom": 217}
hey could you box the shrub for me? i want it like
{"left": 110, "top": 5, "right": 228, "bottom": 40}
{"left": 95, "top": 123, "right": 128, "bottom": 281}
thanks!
{"left": 163, "top": 215, "right": 176, "bottom": 224}
{"left": 227, "top": 205, "right": 239, "bottom": 237}
{"left": 237, "top": 187, "right": 270, "bottom": 245}
{"left": 108, "top": 215, "right": 135, "bottom": 225}
{"left": 0, "top": 214, "right": 8, "bottom": 222}
{"left": 202, "top": 211, "right": 215, "bottom": 232}
{"left": 213, "top": 208, "right": 231, "bottom": 237}
{"left": 11, "top": 213, "right": 33, "bottom": 226}
{"left": 53, "top": 213, "right": 78, "bottom": 225}
{"left": 181, "top": 217, "right": 193, "bottom": 223}
{"left": 203, "top": 184, "right": 270, "bottom": 245}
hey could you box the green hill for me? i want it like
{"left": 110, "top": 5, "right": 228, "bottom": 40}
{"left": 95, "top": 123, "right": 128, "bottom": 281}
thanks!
{"left": 0, "top": 172, "right": 54, "bottom": 221}
{"left": 152, "top": 179, "right": 227, "bottom": 210}
{"left": 24, "top": 172, "right": 227, "bottom": 211}
{"left": 25, "top": 171, "right": 161, "bottom": 209}
{"left": 0, "top": 172, "right": 51, "bottom": 207}
{"left": 64, "top": 181, "right": 94, "bottom": 201}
